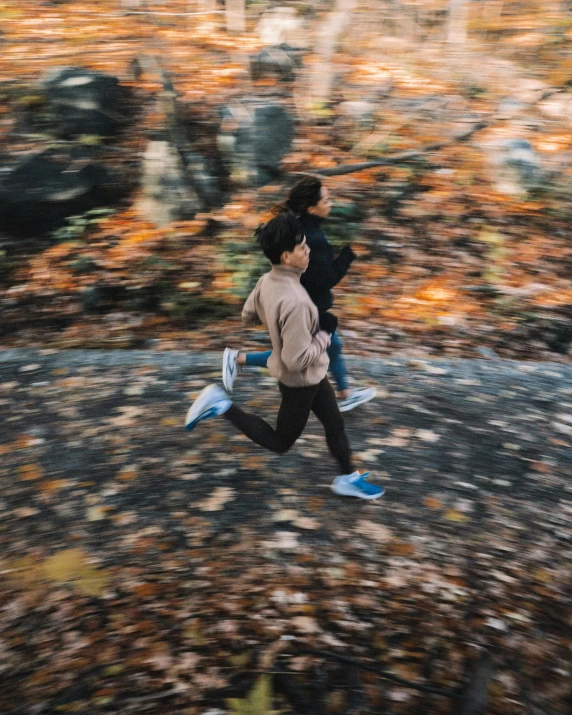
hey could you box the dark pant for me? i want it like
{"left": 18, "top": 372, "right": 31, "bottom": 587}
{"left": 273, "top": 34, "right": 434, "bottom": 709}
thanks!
{"left": 224, "top": 377, "right": 353, "bottom": 474}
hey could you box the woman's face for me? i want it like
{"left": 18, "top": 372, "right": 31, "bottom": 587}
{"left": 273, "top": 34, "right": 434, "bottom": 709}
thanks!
{"left": 308, "top": 186, "right": 332, "bottom": 219}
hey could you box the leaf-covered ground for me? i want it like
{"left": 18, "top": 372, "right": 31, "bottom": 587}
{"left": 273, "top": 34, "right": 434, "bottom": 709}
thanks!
{"left": 1, "top": 349, "right": 570, "bottom": 714}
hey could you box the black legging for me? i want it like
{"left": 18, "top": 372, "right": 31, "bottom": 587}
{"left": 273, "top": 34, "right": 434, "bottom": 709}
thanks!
{"left": 224, "top": 377, "right": 353, "bottom": 475}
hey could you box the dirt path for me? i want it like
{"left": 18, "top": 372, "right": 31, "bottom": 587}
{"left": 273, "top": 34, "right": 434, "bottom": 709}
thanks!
{"left": 1, "top": 350, "right": 570, "bottom": 714}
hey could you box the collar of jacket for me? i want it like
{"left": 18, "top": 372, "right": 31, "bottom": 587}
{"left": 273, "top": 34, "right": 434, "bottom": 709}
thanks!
{"left": 271, "top": 264, "right": 305, "bottom": 278}
{"left": 300, "top": 213, "right": 323, "bottom": 229}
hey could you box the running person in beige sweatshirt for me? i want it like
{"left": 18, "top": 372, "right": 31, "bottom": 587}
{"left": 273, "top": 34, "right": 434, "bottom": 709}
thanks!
{"left": 184, "top": 210, "right": 384, "bottom": 499}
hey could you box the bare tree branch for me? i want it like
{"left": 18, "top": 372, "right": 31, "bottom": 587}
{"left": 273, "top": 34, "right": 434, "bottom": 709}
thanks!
{"left": 298, "top": 121, "right": 489, "bottom": 177}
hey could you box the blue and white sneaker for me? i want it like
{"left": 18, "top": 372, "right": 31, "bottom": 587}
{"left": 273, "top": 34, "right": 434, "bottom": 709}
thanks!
{"left": 184, "top": 384, "right": 232, "bottom": 432}
{"left": 222, "top": 348, "right": 240, "bottom": 393}
{"left": 338, "top": 387, "right": 376, "bottom": 413}
{"left": 331, "top": 471, "right": 385, "bottom": 500}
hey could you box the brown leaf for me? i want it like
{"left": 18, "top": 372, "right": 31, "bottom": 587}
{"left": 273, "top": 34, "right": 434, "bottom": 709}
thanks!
{"left": 18, "top": 464, "right": 44, "bottom": 481}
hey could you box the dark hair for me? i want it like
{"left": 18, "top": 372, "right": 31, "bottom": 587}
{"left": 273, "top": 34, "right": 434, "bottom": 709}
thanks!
{"left": 254, "top": 208, "right": 304, "bottom": 265}
{"left": 286, "top": 176, "right": 322, "bottom": 215}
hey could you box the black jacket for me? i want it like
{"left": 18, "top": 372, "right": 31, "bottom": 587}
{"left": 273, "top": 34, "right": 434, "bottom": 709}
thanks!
{"left": 299, "top": 213, "right": 356, "bottom": 314}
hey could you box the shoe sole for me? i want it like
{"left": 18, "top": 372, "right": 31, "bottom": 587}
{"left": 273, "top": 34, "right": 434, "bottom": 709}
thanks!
{"left": 338, "top": 392, "right": 376, "bottom": 413}
{"left": 184, "top": 385, "right": 229, "bottom": 431}
{"left": 331, "top": 484, "right": 385, "bottom": 500}
{"left": 184, "top": 405, "right": 220, "bottom": 432}
{"left": 222, "top": 348, "right": 236, "bottom": 393}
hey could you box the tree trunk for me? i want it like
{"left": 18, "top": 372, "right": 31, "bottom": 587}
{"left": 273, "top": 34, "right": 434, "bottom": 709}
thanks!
{"left": 307, "top": 0, "right": 356, "bottom": 113}
{"left": 447, "top": 0, "right": 469, "bottom": 45}
{"left": 197, "top": 0, "right": 217, "bottom": 13}
{"left": 225, "top": 0, "right": 246, "bottom": 33}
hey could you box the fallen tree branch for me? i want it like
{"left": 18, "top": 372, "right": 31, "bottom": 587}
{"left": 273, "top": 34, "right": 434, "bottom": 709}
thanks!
{"left": 294, "top": 647, "right": 460, "bottom": 698}
{"left": 303, "top": 121, "right": 488, "bottom": 176}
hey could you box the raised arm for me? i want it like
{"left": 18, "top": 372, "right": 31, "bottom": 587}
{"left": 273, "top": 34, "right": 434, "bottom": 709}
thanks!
{"left": 300, "top": 244, "right": 356, "bottom": 294}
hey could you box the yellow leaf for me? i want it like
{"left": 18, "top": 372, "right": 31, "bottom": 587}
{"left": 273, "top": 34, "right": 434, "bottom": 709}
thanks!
{"left": 444, "top": 509, "right": 468, "bottom": 523}
{"left": 226, "top": 675, "right": 278, "bottom": 715}
{"left": 229, "top": 651, "right": 251, "bottom": 668}
{"left": 161, "top": 417, "right": 180, "bottom": 426}
{"left": 43, "top": 548, "right": 109, "bottom": 597}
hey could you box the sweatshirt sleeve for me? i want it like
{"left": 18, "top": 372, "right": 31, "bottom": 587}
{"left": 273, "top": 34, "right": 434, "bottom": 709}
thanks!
{"left": 300, "top": 244, "right": 355, "bottom": 295}
{"left": 279, "top": 303, "right": 331, "bottom": 373}
{"left": 241, "top": 281, "right": 261, "bottom": 327}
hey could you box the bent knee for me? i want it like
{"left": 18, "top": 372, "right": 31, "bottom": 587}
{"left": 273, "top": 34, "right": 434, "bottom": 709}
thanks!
{"left": 273, "top": 440, "right": 296, "bottom": 455}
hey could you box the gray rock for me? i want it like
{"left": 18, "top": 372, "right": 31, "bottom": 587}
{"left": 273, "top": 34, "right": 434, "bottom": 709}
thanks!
{"left": 218, "top": 100, "right": 294, "bottom": 187}
{"left": 491, "top": 139, "right": 545, "bottom": 197}
{"left": 41, "top": 66, "right": 132, "bottom": 138}
{"left": 137, "top": 140, "right": 201, "bottom": 226}
{"left": 0, "top": 150, "right": 120, "bottom": 235}
{"left": 250, "top": 44, "right": 304, "bottom": 82}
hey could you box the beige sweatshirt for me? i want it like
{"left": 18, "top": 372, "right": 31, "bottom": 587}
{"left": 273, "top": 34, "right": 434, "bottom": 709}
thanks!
{"left": 242, "top": 264, "right": 331, "bottom": 387}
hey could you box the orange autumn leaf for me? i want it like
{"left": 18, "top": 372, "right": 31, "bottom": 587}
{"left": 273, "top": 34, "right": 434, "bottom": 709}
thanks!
{"left": 18, "top": 464, "right": 44, "bottom": 481}
{"left": 40, "top": 480, "right": 68, "bottom": 493}
{"left": 243, "top": 455, "right": 267, "bottom": 471}
{"left": 423, "top": 496, "right": 443, "bottom": 510}
{"left": 13, "top": 435, "right": 38, "bottom": 449}
{"left": 389, "top": 542, "right": 416, "bottom": 557}
{"left": 117, "top": 465, "right": 138, "bottom": 481}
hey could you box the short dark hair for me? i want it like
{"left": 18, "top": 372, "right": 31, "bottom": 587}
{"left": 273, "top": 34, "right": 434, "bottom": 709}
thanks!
{"left": 286, "top": 176, "right": 322, "bottom": 215}
{"left": 255, "top": 209, "right": 304, "bottom": 265}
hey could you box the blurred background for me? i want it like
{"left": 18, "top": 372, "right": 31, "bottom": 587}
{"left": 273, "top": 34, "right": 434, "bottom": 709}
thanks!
{"left": 1, "top": 1, "right": 572, "bottom": 358}
{"left": 1, "top": 5, "right": 572, "bottom": 715}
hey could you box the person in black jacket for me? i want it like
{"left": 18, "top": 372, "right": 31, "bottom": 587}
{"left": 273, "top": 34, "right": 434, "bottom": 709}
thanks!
{"left": 222, "top": 176, "right": 376, "bottom": 412}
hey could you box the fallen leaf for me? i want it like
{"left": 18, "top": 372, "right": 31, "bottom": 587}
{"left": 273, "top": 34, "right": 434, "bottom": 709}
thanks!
{"left": 423, "top": 496, "right": 443, "bottom": 509}
{"left": 18, "top": 463, "right": 44, "bottom": 481}
{"left": 293, "top": 516, "right": 321, "bottom": 530}
{"left": 199, "top": 487, "right": 235, "bottom": 512}
{"left": 43, "top": 548, "right": 109, "bottom": 597}
{"left": 87, "top": 506, "right": 107, "bottom": 521}
{"left": 389, "top": 542, "right": 415, "bottom": 557}
{"left": 226, "top": 675, "right": 278, "bottom": 715}
{"left": 15, "top": 507, "right": 40, "bottom": 517}
{"left": 272, "top": 509, "right": 299, "bottom": 522}
{"left": 415, "top": 429, "right": 440, "bottom": 442}
{"left": 40, "top": 479, "right": 67, "bottom": 493}
{"left": 291, "top": 616, "right": 321, "bottom": 634}
{"left": 117, "top": 465, "right": 139, "bottom": 481}
{"left": 444, "top": 509, "right": 468, "bottom": 523}
{"left": 355, "top": 520, "right": 392, "bottom": 543}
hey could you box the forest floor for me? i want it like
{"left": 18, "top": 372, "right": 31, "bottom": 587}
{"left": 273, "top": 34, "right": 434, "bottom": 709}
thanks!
{"left": 0, "top": 348, "right": 570, "bottom": 714}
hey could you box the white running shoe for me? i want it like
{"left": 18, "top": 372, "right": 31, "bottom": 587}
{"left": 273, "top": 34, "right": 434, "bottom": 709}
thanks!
{"left": 184, "top": 384, "right": 232, "bottom": 432}
{"left": 338, "top": 386, "right": 376, "bottom": 413}
{"left": 222, "top": 348, "right": 240, "bottom": 393}
{"left": 331, "top": 471, "right": 385, "bottom": 499}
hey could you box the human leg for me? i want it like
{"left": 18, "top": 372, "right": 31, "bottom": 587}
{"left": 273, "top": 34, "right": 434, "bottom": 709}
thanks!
{"left": 327, "top": 331, "right": 349, "bottom": 394}
{"left": 184, "top": 380, "right": 384, "bottom": 498}
{"left": 309, "top": 377, "right": 353, "bottom": 473}
{"left": 244, "top": 350, "right": 271, "bottom": 367}
{"left": 327, "top": 332, "right": 376, "bottom": 410}
{"left": 310, "top": 378, "right": 385, "bottom": 499}
{"left": 222, "top": 348, "right": 271, "bottom": 392}
{"left": 224, "top": 382, "right": 317, "bottom": 454}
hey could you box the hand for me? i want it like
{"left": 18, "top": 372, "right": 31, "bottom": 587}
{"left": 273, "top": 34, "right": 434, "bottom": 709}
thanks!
{"left": 340, "top": 244, "right": 357, "bottom": 263}
{"left": 320, "top": 311, "right": 338, "bottom": 336}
